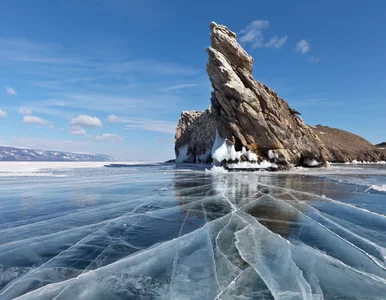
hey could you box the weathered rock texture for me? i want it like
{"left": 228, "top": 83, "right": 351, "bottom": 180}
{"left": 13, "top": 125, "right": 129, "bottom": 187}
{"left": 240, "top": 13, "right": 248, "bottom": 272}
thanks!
{"left": 175, "top": 110, "right": 217, "bottom": 163}
{"left": 312, "top": 125, "right": 386, "bottom": 162}
{"left": 375, "top": 143, "right": 386, "bottom": 156}
{"left": 175, "top": 22, "right": 329, "bottom": 168}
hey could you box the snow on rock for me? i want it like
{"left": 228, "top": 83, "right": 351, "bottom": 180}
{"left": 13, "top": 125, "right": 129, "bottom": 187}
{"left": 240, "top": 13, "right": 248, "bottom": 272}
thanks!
{"left": 211, "top": 131, "right": 241, "bottom": 163}
{"left": 370, "top": 185, "right": 386, "bottom": 192}
{"left": 304, "top": 159, "right": 321, "bottom": 167}
{"left": 176, "top": 145, "right": 190, "bottom": 163}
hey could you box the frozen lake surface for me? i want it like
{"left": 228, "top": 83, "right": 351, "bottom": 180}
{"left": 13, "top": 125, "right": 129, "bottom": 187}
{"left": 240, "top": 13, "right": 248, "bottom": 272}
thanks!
{"left": 0, "top": 162, "right": 385, "bottom": 299}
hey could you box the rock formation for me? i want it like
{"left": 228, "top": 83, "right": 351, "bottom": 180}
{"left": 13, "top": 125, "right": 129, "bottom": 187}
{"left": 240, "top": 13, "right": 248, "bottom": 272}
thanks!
{"left": 375, "top": 142, "right": 386, "bottom": 156}
{"left": 311, "top": 126, "right": 386, "bottom": 162}
{"left": 175, "top": 22, "right": 328, "bottom": 169}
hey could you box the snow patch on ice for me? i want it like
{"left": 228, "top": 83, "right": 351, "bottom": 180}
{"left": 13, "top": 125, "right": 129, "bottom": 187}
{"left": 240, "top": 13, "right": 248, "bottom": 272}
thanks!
{"left": 227, "top": 161, "right": 278, "bottom": 170}
{"left": 347, "top": 160, "right": 386, "bottom": 165}
{"left": 304, "top": 159, "right": 321, "bottom": 167}
{"left": 205, "top": 166, "right": 228, "bottom": 174}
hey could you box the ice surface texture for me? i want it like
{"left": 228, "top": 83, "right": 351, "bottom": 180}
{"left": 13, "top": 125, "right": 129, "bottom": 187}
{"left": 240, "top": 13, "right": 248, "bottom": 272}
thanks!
{"left": 0, "top": 163, "right": 385, "bottom": 299}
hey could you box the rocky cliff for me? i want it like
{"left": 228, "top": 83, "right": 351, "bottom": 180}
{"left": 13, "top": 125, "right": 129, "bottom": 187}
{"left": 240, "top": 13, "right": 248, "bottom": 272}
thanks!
{"left": 376, "top": 143, "right": 386, "bottom": 156}
{"left": 175, "top": 22, "right": 328, "bottom": 169}
{"left": 312, "top": 126, "right": 386, "bottom": 162}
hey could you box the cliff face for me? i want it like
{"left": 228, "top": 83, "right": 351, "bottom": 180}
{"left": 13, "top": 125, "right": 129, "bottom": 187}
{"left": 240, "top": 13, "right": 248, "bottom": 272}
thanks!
{"left": 312, "top": 126, "right": 386, "bottom": 162}
{"left": 174, "top": 22, "right": 328, "bottom": 169}
{"left": 175, "top": 110, "right": 217, "bottom": 163}
{"left": 375, "top": 143, "right": 386, "bottom": 157}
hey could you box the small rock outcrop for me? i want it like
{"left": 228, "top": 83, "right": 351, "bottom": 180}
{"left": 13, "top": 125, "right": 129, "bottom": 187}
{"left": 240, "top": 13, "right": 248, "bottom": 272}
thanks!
{"left": 375, "top": 143, "right": 386, "bottom": 156}
{"left": 175, "top": 22, "right": 328, "bottom": 169}
{"left": 312, "top": 125, "right": 386, "bottom": 162}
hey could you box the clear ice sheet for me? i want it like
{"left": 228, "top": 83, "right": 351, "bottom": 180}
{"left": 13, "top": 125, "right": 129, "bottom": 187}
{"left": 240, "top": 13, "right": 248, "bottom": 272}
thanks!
{"left": 0, "top": 163, "right": 385, "bottom": 299}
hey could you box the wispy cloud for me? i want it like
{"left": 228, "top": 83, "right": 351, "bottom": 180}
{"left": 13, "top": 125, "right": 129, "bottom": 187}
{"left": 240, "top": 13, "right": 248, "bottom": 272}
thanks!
{"left": 105, "top": 114, "right": 121, "bottom": 123}
{"left": 70, "top": 115, "right": 102, "bottom": 127}
{"left": 240, "top": 20, "right": 270, "bottom": 49}
{"left": 107, "top": 60, "right": 199, "bottom": 77}
{"left": 5, "top": 87, "right": 17, "bottom": 95}
{"left": 0, "top": 34, "right": 204, "bottom": 121}
{"left": 105, "top": 115, "right": 176, "bottom": 134}
{"left": 124, "top": 119, "right": 176, "bottom": 134}
{"left": 240, "top": 20, "right": 287, "bottom": 50}
{"left": 162, "top": 83, "right": 199, "bottom": 92}
{"left": 0, "top": 37, "right": 81, "bottom": 65}
{"left": 295, "top": 39, "right": 311, "bottom": 54}
{"left": 70, "top": 126, "right": 87, "bottom": 136}
{"left": 23, "top": 115, "right": 51, "bottom": 125}
{"left": 265, "top": 36, "right": 288, "bottom": 49}
{"left": 94, "top": 133, "right": 123, "bottom": 142}
{"left": 18, "top": 106, "right": 32, "bottom": 116}
{"left": 0, "top": 109, "right": 7, "bottom": 117}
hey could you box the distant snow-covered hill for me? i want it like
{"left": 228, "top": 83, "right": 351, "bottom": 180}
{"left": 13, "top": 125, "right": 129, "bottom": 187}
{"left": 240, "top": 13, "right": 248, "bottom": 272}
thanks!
{"left": 0, "top": 146, "right": 112, "bottom": 161}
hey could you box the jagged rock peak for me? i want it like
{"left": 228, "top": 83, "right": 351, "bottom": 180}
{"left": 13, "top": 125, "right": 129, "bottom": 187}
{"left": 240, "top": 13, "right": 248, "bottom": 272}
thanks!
{"left": 209, "top": 22, "right": 254, "bottom": 74}
{"left": 174, "top": 22, "right": 329, "bottom": 169}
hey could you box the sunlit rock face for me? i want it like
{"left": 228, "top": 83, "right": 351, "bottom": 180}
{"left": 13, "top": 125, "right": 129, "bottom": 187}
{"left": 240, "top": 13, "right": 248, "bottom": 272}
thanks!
{"left": 175, "top": 22, "right": 328, "bottom": 169}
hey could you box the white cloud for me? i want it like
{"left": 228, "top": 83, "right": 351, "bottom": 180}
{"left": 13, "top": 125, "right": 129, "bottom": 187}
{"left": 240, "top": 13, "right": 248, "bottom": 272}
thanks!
{"left": 94, "top": 133, "right": 123, "bottom": 142}
{"left": 162, "top": 84, "right": 198, "bottom": 92}
{"left": 0, "top": 109, "right": 7, "bottom": 117}
{"left": 124, "top": 119, "right": 176, "bottom": 134}
{"left": 240, "top": 20, "right": 270, "bottom": 49}
{"left": 296, "top": 39, "right": 311, "bottom": 54}
{"left": 18, "top": 106, "right": 32, "bottom": 116}
{"left": 265, "top": 36, "right": 288, "bottom": 49}
{"left": 105, "top": 114, "right": 121, "bottom": 123}
{"left": 23, "top": 115, "right": 50, "bottom": 125}
{"left": 70, "top": 126, "right": 87, "bottom": 136}
{"left": 5, "top": 87, "right": 17, "bottom": 95}
{"left": 70, "top": 114, "right": 102, "bottom": 127}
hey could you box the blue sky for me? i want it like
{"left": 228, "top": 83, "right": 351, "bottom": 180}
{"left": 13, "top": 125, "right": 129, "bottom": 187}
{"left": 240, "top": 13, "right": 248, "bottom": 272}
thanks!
{"left": 1, "top": 0, "right": 385, "bottom": 160}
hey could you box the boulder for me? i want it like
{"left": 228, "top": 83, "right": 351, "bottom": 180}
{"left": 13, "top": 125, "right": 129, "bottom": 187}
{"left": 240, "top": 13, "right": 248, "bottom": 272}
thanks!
{"left": 175, "top": 22, "right": 329, "bottom": 169}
